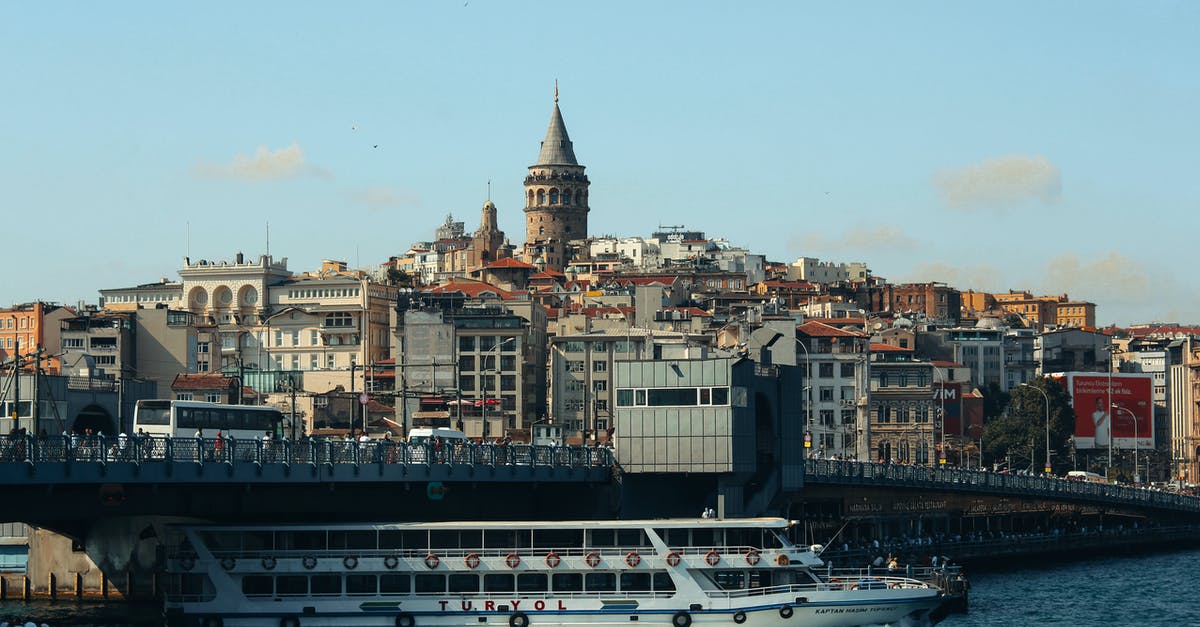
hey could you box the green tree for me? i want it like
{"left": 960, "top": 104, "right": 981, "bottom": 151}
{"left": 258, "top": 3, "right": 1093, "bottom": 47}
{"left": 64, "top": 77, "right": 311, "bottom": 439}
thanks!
{"left": 982, "top": 377, "right": 1073, "bottom": 473}
{"left": 386, "top": 267, "right": 414, "bottom": 287}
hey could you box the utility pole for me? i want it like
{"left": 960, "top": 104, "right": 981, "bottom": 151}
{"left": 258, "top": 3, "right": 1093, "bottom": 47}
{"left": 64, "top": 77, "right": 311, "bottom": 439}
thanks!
{"left": 32, "top": 345, "right": 40, "bottom": 432}
{"left": 12, "top": 339, "right": 19, "bottom": 431}
{"left": 290, "top": 376, "right": 298, "bottom": 440}
{"left": 350, "top": 362, "right": 357, "bottom": 435}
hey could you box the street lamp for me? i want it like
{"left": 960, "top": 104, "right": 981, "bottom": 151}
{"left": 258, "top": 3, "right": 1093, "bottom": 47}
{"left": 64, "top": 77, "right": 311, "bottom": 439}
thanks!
{"left": 1019, "top": 382, "right": 1051, "bottom": 475}
{"left": 794, "top": 336, "right": 812, "bottom": 455}
{"left": 1112, "top": 403, "right": 1139, "bottom": 485}
{"left": 481, "top": 336, "right": 517, "bottom": 440}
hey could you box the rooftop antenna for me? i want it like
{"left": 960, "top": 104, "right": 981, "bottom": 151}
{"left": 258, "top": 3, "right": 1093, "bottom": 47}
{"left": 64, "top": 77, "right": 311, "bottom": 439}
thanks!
{"left": 487, "top": 179, "right": 492, "bottom": 202}
{"left": 186, "top": 221, "right": 190, "bottom": 259}
{"left": 266, "top": 222, "right": 270, "bottom": 259}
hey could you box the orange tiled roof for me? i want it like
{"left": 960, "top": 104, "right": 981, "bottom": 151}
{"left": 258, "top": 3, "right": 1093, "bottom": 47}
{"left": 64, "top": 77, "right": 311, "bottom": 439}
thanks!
{"left": 870, "top": 342, "right": 912, "bottom": 352}
{"left": 171, "top": 373, "right": 237, "bottom": 390}
{"left": 422, "top": 279, "right": 514, "bottom": 300}
{"left": 797, "top": 321, "right": 866, "bottom": 338}
{"left": 485, "top": 258, "right": 537, "bottom": 270}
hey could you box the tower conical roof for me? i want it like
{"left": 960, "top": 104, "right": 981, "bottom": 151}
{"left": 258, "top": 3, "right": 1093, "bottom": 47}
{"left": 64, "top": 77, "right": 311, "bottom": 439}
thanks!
{"left": 534, "top": 104, "right": 578, "bottom": 166}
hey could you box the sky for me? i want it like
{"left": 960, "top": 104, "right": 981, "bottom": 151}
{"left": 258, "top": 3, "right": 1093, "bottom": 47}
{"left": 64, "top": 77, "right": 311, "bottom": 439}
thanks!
{"left": 2, "top": 2, "right": 1197, "bottom": 326}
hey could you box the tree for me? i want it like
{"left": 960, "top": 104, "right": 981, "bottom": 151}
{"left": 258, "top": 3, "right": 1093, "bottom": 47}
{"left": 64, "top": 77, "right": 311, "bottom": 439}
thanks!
{"left": 982, "top": 377, "right": 1073, "bottom": 473}
{"left": 386, "top": 267, "right": 414, "bottom": 287}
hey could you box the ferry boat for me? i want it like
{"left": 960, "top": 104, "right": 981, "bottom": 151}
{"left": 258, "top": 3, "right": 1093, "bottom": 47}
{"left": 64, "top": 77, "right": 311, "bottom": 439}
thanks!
{"left": 164, "top": 518, "right": 943, "bottom": 627}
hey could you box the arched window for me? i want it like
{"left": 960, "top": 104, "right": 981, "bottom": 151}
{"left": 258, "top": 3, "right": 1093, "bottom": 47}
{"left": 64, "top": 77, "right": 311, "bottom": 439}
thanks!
{"left": 537, "top": 189, "right": 545, "bottom": 206}
{"left": 562, "top": 190, "right": 572, "bottom": 205}
{"left": 549, "top": 189, "right": 559, "bottom": 205}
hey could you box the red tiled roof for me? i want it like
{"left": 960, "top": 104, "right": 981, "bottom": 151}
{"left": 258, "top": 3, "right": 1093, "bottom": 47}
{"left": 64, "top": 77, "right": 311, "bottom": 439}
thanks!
{"left": 529, "top": 271, "right": 565, "bottom": 281}
{"left": 810, "top": 317, "right": 868, "bottom": 326}
{"left": 171, "top": 373, "right": 237, "bottom": 390}
{"left": 870, "top": 342, "right": 912, "bottom": 352}
{"left": 932, "top": 360, "right": 964, "bottom": 368}
{"left": 797, "top": 321, "right": 866, "bottom": 338}
{"left": 662, "top": 307, "right": 711, "bottom": 317}
{"left": 422, "top": 279, "right": 514, "bottom": 300}
{"left": 485, "top": 258, "right": 537, "bottom": 270}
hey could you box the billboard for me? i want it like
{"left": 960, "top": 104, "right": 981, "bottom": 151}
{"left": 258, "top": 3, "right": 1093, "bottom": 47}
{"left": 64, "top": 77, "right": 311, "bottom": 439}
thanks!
{"left": 1055, "top": 373, "right": 1153, "bottom": 450}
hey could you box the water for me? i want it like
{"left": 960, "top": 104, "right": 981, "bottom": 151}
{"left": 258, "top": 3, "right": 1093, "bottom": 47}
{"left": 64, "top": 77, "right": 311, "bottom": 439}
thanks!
{"left": 943, "top": 547, "right": 1200, "bottom": 626}
{"left": 4, "top": 550, "right": 1200, "bottom": 626}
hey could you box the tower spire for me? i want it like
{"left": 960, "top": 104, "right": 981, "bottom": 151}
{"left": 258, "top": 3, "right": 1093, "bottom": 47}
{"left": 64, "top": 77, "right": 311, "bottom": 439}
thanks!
{"left": 554, "top": 80, "right": 559, "bottom": 104}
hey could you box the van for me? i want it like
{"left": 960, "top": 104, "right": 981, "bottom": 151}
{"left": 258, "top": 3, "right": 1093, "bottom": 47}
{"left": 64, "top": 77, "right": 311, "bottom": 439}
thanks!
{"left": 407, "top": 428, "right": 468, "bottom": 445}
{"left": 1066, "top": 470, "right": 1107, "bottom": 484}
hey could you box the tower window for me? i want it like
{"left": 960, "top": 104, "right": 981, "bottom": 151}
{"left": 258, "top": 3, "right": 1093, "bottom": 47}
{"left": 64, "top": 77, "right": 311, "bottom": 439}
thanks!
{"left": 549, "top": 189, "right": 559, "bottom": 205}
{"left": 537, "top": 190, "right": 546, "bottom": 205}
{"left": 539, "top": 227, "right": 545, "bottom": 235}
{"left": 563, "top": 190, "right": 572, "bottom": 205}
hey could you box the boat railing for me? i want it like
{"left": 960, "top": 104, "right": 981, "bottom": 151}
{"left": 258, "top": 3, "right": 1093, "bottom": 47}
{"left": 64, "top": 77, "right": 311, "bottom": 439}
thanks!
{"left": 191, "top": 544, "right": 767, "bottom": 563}
{"left": 708, "top": 576, "right": 932, "bottom": 599}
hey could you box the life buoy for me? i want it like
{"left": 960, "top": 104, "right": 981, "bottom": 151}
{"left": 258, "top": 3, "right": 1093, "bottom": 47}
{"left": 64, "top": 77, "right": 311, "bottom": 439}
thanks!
{"left": 745, "top": 549, "right": 761, "bottom": 566}
{"left": 302, "top": 556, "right": 317, "bottom": 570}
{"left": 505, "top": 553, "right": 521, "bottom": 569}
{"left": 665, "top": 551, "right": 682, "bottom": 567}
{"left": 585, "top": 552, "right": 601, "bottom": 568}
{"left": 670, "top": 610, "right": 692, "bottom": 627}
{"left": 732, "top": 610, "right": 747, "bottom": 624}
{"left": 424, "top": 553, "right": 440, "bottom": 569}
{"left": 779, "top": 604, "right": 793, "bottom": 619}
{"left": 776, "top": 554, "right": 790, "bottom": 566}
{"left": 395, "top": 613, "right": 415, "bottom": 627}
{"left": 545, "top": 552, "right": 561, "bottom": 568}
{"left": 465, "top": 553, "right": 481, "bottom": 569}
{"left": 261, "top": 556, "right": 277, "bottom": 570}
{"left": 509, "top": 611, "right": 529, "bottom": 627}
{"left": 625, "top": 551, "right": 641, "bottom": 568}
{"left": 220, "top": 557, "right": 236, "bottom": 571}
{"left": 704, "top": 551, "right": 720, "bottom": 566}
{"left": 279, "top": 618, "right": 300, "bottom": 627}
{"left": 384, "top": 556, "right": 399, "bottom": 570}
{"left": 179, "top": 556, "right": 196, "bottom": 571}
{"left": 343, "top": 556, "right": 358, "bottom": 570}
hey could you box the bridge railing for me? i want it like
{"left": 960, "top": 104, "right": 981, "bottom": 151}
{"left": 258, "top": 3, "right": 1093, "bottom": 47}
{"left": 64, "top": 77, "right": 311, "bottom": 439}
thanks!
{"left": 0, "top": 434, "right": 614, "bottom": 469}
{"left": 805, "top": 459, "right": 1200, "bottom": 512}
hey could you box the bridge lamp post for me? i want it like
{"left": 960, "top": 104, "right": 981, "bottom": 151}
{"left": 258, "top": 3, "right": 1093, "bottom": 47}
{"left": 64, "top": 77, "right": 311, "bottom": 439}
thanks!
{"left": 482, "top": 336, "right": 516, "bottom": 440}
{"left": 1112, "top": 404, "right": 1138, "bottom": 485}
{"left": 1019, "top": 383, "right": 1051, "bottom": 475}
{"left": 794, "top": 336, "right": 812, "bottom": 456}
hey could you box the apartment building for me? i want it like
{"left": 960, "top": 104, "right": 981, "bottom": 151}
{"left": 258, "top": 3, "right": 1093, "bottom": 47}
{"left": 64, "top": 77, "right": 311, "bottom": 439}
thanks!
{"left": 795, "top": 321, "right": 870, "bottom": 460}
{"left": 0, "top": 303, "right": 72, "bottom": 373}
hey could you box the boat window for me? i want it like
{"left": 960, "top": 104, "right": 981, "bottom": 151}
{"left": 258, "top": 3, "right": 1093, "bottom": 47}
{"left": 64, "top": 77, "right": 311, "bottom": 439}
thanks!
{"left": 459, "top": 530, "right": 483, "bottom": 549}
{"left": 691, "top": 528, "right": 717, "bottom": 548}
{"left": 276, "top": 531, "right": 326, "bottom": 552}
{"left": 484, "top": 574, "right": 515, "bottom": 593}
{"left": 617, "top": 529, "right": 647, "bottom": 547}
{"left": 552, "top": 573, "right": 583, "bottom": 592}
{"left": 448, "top": 574, "right": 479, "bottom": 593}
{"left": 329, "top": 530, "right": 377, "bottom": 551}
{"left": 747, "top": 570, "right": 774, "bottom": 589}
{"left": 533, "top": 529, "right": 582, "bottom": 549}
{"left": 380, "top": 574, "right": 410, "bottom": 594}
{"left": 725, "top": 528, "right": 756, "bottom": 549}
{"left": 659, "top": 528, "right": 689, "bottom": 547}
{"left": 242, "top": 575, "right": 272, "bottom": 597}
{"left": 517, "top": 573, "right": 548, "bottom": 592}
{"left": 620, "top": 572, "right": 652, "bottom": 592}
{"left": 198, "top": 532, "right": 243, "bottom": 552}
{"left": 652, "top": 572, "right": 676, "bottom": 592}
{"left": 711, "top": 570, "right": 744, "bottom": 591}
{"left": 346, "top": 575, "right": 377, "bottom": 596}
{"left": 415, "top": 574, "right": 446, "bottom": 594}
{"left": 484, "top": 529, "right": 533, "bottom": 549}
{"left": 276, "top": 575, "right": 308, "bottom": 596}
{"left": 430, "top": 531, "right": 463, "bottom": 550}
{"left": 311, "top": 574, "right": 341, "bottom": 596}
{"left": 586, "top": 529, "right": 615, "bottom": 547}
{"left": 379, "top": 530, "right": 428, "bottom": 550}
{"left": 241, "top": 531, "right": 273, "bottom": 551}
{"left": 585, "top": 572, "right": 616, "bottom": 592}
{"left": 179, "top": 573, "right": 211, "bottom": 600}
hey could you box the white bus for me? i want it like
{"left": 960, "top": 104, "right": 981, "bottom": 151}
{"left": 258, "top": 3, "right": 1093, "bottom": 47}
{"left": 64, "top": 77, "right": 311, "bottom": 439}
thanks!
{"left": 134, "top": 399, "right": 285, "bottom": 441}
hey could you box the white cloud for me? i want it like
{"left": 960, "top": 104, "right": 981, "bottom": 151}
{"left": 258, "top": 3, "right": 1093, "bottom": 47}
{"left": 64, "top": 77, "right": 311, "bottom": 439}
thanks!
{"left": 194, "top": 143, "right": 331, "bottom": 180}
{"left": 901, "top": 261, "right": 1004, "bottom": 291}
{"left": 792, "top": 225, "right": 918, "bottom": 253}
{"left": 352, "top": 186, "right": 421, "bottom": 213}
{"left": 934, "top": 155, "right": 1061, "bottom": 210}
{"left": 1036, "top": 252, "right": 1153, "bottom": 305}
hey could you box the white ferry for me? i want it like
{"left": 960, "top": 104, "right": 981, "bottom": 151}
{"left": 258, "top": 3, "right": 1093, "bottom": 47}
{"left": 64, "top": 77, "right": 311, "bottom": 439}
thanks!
{"left": 164, "top": 518, "right": 943, "bottom": 627}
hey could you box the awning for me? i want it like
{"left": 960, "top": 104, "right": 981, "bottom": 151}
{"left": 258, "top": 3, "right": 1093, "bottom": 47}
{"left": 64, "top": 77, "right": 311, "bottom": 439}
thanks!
{"left": 420, "top": 397, "right": 446, "bottom": 404}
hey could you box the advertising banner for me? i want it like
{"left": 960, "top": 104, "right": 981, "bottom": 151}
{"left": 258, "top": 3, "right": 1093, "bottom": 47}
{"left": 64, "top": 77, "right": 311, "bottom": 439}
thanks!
{"left": 1057, "top": 373, "right": 1153, "bottom": 450}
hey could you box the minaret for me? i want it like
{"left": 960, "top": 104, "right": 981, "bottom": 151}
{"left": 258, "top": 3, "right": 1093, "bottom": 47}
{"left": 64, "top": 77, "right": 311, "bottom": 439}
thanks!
{"left": 523, "top": 85, "right": 589, "bottom": 272}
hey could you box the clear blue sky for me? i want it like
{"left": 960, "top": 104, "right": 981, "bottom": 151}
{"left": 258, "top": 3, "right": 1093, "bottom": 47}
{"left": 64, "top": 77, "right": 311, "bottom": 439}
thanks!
{"left": 2, "top": 2, "right": 1196, "bottom": 326}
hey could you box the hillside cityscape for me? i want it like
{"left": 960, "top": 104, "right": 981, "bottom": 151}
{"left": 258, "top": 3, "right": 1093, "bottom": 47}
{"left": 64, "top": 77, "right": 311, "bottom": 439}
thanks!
{"left": 2, "top": 99, "right": 1197, "bottom": 487}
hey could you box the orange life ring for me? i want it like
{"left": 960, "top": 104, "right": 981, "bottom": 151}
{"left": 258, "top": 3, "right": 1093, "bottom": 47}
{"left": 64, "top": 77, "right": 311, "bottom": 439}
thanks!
{"left": 424, "top": 553, "right": 440, "bottom": 569}
{"left": 705, "top": 551, "right": 720, "bottom": 566}
{"left": 585, "top": 552, "right": 601, "bottom": 568}
{"left": 625, "top": 551, "right": 641, "bottom": 567}
{"left": 545, "top": 552, "right": 561, "bottom": 568}
{"left": 465, "top": 553, "right": 480, "bottom": 569}
{"left": 776, "top": 554, "right": 790, "bottom": 566}
{"left": 745, "top": 549, "right": 761, "bottom": 566}
{"left": 665, "top": 551, "right": 682, "bottom": 567}
{"left": 505, "top": 552, "right": 521, "bottom": 569}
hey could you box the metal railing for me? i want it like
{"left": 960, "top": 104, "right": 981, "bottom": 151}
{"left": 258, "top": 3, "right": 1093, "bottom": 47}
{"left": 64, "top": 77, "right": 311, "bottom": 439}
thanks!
{"left": 805, "top": 458, "right": 1200, "bottom": 513}
{"left": 0, "top": 434, "right": 614, "bottom": 469}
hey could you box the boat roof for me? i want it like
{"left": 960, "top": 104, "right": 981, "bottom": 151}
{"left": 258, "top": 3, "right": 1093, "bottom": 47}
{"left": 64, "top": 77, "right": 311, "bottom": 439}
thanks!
{"left": 182, "top": 518, "right": 794, "bottom": 532}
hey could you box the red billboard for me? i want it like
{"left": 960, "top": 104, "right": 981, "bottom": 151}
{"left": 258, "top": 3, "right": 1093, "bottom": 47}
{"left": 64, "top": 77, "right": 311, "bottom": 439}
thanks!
{"left": 1056, "top": 373, "right": 1153, "bottom": 450}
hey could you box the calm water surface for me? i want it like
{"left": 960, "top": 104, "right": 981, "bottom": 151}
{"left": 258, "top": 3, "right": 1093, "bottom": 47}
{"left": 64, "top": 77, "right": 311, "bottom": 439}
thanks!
{"left": 4, "top": 549, "right": 1200, "bottom": 626}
